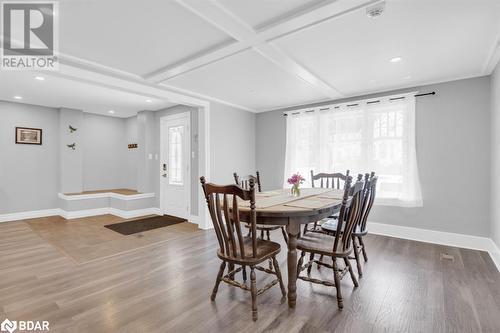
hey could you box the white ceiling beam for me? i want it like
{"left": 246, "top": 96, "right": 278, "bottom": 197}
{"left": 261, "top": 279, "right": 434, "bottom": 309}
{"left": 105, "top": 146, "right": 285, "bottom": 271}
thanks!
{"left": 144, "top": 42, "right": 250, "bottom": 83}
{"left": 259, "top": 0, "right": 381, "bottom": 41}
{"left": 167, "top": 0, "right": 356, "bottom": 99}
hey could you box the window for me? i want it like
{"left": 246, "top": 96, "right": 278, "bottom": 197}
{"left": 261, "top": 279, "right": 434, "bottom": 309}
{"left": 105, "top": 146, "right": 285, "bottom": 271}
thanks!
{"left": 283, "top": 93, "right": 422, "bottom": 207}
{"left": 168, "top": 125, "right": 184, "bottom": 185}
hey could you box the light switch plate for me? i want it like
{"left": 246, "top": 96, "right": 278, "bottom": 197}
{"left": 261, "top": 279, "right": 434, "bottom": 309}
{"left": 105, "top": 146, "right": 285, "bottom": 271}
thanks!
{"left": 148, "top": 153, "right": 153, "bottom": 160}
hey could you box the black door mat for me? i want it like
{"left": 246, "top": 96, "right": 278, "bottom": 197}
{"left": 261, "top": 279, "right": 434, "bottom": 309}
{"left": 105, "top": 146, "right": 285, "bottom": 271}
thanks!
{"left": 104, "top": 215, "right": 187, "bottom": 235}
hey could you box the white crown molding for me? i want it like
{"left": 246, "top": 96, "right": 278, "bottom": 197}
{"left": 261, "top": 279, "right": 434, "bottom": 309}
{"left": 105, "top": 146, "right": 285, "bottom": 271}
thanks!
{"left": 58, "top": 192, "right": 155, "bottom": 201}
{"left": 256, "top": 72, "right": 486, "bottom": 113}
{"left": 369, "top": 221, "right": 500, "bottom": 272}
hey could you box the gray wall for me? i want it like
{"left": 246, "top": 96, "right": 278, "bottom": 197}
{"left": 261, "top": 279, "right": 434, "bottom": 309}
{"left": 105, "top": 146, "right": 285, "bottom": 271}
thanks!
{"left": 124, "top": 116, "right": 138, "bottom": 190}
{"left": 492, "top": 61, "right": 500, "bottom": 247}
{"left": 210, "top": 102, "right": 256, "bottom": 184}
{"left": 59, "top": 108, "right": 83, "bottom": 193}
{"left": 82, "top": 113, "right": 129, "bottom": 191}
{"left": 0, "top": 101, "right": 60, "bottom": 213}
{"left": 257, "top": 76, "right": 491, "bottom": 237}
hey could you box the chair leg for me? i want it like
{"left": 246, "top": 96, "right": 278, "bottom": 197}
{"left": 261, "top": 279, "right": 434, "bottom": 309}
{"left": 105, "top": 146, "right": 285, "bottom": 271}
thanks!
{"left": 359, "top": 236, "right": 368, "bottom": 262}
{"left": 211, "top": 261, "right": 226, "bottom": 301}
{"left": 307, "top": 252, "right": 315, "bottom": 276}
{"left": 281, "top": 227, "right": 288, "bottom": 244}
{"left": 318, "top": 254, "right": 324, "bottom": 270}
{"left": 344, "top": 257, "right": 359, "bottom": 287}
{"left": 260, "top": 229, "right": 264, "bottom": 239}
{"left": 269, "top": 259, "right": 273, "bottom": 270}
{"left": 266, "top": 230, "right": 271, "bottom": 240}
{"left": 332, "top": 259, "right": 343, "bottom": 309}
{"left": 228, "top": 263, "right": 235, "bottom": 280}
{"left": 352, "top": 236, "right": 363, "bottom": 277}
{"left": 250, "top": 267, "right": 258, "bottom": 321}
{"left": 242, "top": 265, "right": 247, "bottom": 281}
{"left": 272, "top": 256, "right": 287, "bottom": 297}
{"left": 246, "top": 229, "right": 251, "bottom": 238}
{"left": 303, "top": 223, "right": 308, "bottom": 235}
{"left": 297, "top": 251, "right": 305, "bottom": 277}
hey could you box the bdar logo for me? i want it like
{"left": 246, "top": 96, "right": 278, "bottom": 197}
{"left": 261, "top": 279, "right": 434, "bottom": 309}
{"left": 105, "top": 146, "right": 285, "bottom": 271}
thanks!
{"left": 0, "top": 319, "right": 17, "bottom": 333}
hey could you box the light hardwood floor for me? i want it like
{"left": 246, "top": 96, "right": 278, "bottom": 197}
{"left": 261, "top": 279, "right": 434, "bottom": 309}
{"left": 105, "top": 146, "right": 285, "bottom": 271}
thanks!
{"left": 0, "top": 215, "right": 499, "bottom": 332}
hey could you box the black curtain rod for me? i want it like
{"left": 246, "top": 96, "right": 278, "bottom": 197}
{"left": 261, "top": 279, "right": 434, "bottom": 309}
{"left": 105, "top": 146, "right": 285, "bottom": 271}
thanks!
{"left": 283, "top": 92, "right": 435, "bottom": 116}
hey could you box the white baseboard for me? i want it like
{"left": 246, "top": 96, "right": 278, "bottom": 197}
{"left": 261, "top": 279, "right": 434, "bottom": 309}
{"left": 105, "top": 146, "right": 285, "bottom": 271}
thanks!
{"left": 0, "top": 207, "right": 162, "bottom": 222}
{"left": 108, "top": 207, "right": 162, "bottom": 219}
{"left": 0, "top": 209, "right": 62, "bottom": 223}
{"left": 369, "top": 221, "right": 500, "bottom": 272}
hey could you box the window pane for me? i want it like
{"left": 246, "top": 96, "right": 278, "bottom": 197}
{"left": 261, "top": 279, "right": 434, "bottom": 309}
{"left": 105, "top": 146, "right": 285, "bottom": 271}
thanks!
{"left": 284, "top": 94, "right": 422, "bottom": 206}
{"left": 169, "top": 125, "right": 184, "bottom": 185}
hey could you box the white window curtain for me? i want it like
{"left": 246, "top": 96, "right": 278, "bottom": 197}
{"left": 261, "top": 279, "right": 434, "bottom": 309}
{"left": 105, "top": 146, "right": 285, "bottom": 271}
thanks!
{"left": 283, "top": 92, "right": 423, "bottom": 207}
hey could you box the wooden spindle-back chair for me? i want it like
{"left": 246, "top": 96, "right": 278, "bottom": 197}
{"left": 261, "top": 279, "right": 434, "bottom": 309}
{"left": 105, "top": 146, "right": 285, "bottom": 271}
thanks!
{"left": 200, "top": 176, "right": 286, "bottom": 321}
{"left": 320, "top": 172, "right": 378, "bottom": 277}
{"left": 296, "top": 176, "right": 365, "bottom": 309}
{"left": 304, "top": 170, "right": 350, "bottom": 233}
{"left": 233, "top": 171, "right": 262, "bottom": 192}
{"left": 311, "top": 170, "right": 350, "bottom": 189}
{"left": 233, "top": 171, "right": 287, "bottom": 242}
{"left": 350, "top": 174, "right": 377, "bottom": 276}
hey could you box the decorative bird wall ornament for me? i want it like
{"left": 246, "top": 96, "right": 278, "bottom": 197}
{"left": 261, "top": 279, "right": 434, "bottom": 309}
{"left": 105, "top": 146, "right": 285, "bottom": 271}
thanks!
{"left": 67, "top": 143, "right": 76, "bottom": 150}
{"left": 69, "top": 125, "right": 77, "bottom": 133}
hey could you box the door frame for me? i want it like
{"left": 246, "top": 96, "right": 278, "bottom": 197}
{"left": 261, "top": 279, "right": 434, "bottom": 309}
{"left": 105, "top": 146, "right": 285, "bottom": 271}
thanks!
{"left": 160, "top": 111, "right": 191, "bottom": 218}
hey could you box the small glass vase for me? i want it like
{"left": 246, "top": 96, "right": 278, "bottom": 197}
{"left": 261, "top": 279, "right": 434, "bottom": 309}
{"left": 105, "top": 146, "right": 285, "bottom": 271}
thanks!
{"left": 291, "top": 184, "right": 301, "bottom": 197}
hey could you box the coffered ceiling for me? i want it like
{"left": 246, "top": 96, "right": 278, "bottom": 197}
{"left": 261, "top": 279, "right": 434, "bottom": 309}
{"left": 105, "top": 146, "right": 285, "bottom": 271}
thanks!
{"left": 1, "top": 0, "right": 499, "bottom": 115}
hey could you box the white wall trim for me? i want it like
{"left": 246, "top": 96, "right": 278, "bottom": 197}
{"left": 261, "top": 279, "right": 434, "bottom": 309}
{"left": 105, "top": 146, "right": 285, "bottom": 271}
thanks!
{"left": 369, "top": 221, "right": 500, "bottom": 272}
{"left": 0, "top": 207, "right": 162, "bottom": 222}
{"left": 58, "top": 192, "right": 155, "bottom": 201}
{"left": 0, "top": 209, "right": 62, "bottom": 223}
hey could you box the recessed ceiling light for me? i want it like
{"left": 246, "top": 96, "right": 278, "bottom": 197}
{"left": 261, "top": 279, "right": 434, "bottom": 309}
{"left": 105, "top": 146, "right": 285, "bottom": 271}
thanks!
{"left": 390, "top": 57, "right": 402, "bottom": 63}
{"left": 14, "top": 96, "right": 23, "bottom": 100}
{"left": 108, "top": 110, "right": 115, "bottom": 114}
{"left": 35, "top": 76, "right": 45, "bottom": 81}
{"left": 146, "top": 99, "right": 152, "bottom": 103}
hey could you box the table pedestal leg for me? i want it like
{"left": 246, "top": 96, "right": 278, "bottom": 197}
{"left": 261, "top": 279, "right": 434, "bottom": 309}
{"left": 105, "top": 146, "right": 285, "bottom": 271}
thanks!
{"left": 286, "top": 222, "right": 300, "bottom": 308}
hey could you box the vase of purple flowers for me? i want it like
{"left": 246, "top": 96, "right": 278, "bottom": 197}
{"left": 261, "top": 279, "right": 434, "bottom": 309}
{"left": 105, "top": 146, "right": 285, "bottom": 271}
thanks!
{"left": 287, "top": 173, "right": 305, "bottom": 197}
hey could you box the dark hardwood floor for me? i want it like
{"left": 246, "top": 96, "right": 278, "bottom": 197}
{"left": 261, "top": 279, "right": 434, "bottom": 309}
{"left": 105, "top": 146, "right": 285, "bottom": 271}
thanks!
{"left": 0, "top": 216, "right": 499, "bottom": 332}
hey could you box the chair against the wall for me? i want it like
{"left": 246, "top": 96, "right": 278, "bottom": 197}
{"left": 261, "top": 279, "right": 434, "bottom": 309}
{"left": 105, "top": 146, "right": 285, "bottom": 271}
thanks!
{"left": 200, "top": 176, "right": 286, "bottom": 321}
{"left": 296, "top": 176, "right": 364, "bottom": 309}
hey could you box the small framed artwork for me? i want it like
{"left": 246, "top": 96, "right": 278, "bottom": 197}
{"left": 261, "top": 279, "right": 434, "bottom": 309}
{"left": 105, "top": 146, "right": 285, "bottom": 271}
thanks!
{"left": 15, "top": 127, "right": 43, "bottom": 145}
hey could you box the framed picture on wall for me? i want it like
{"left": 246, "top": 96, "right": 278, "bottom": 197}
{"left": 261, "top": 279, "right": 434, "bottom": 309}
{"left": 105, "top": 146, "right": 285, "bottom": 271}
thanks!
{"left": 15, "top": 127, "right": 42, "bottom": 145}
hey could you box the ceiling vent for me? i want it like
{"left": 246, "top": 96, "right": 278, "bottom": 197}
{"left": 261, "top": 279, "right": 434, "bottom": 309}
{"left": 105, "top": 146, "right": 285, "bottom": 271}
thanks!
{"left": 366, "top": 1, "right": 385, "bottom": 18}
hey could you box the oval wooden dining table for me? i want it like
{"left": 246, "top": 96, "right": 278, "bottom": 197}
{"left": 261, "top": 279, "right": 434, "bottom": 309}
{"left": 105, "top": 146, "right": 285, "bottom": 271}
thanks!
{"left": 237, "top": 188, "right": 344, "bottom": 308}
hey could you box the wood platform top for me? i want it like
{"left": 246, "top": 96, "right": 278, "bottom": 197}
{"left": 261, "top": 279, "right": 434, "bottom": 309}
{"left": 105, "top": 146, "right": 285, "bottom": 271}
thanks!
{"left": 64, "top": 188, "right": 141, "bottom": 196}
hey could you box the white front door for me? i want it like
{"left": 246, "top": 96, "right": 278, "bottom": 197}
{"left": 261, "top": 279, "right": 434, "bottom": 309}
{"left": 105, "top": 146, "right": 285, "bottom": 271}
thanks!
{"left": 160, "top": 112, "right": 190, "bottom": 219}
